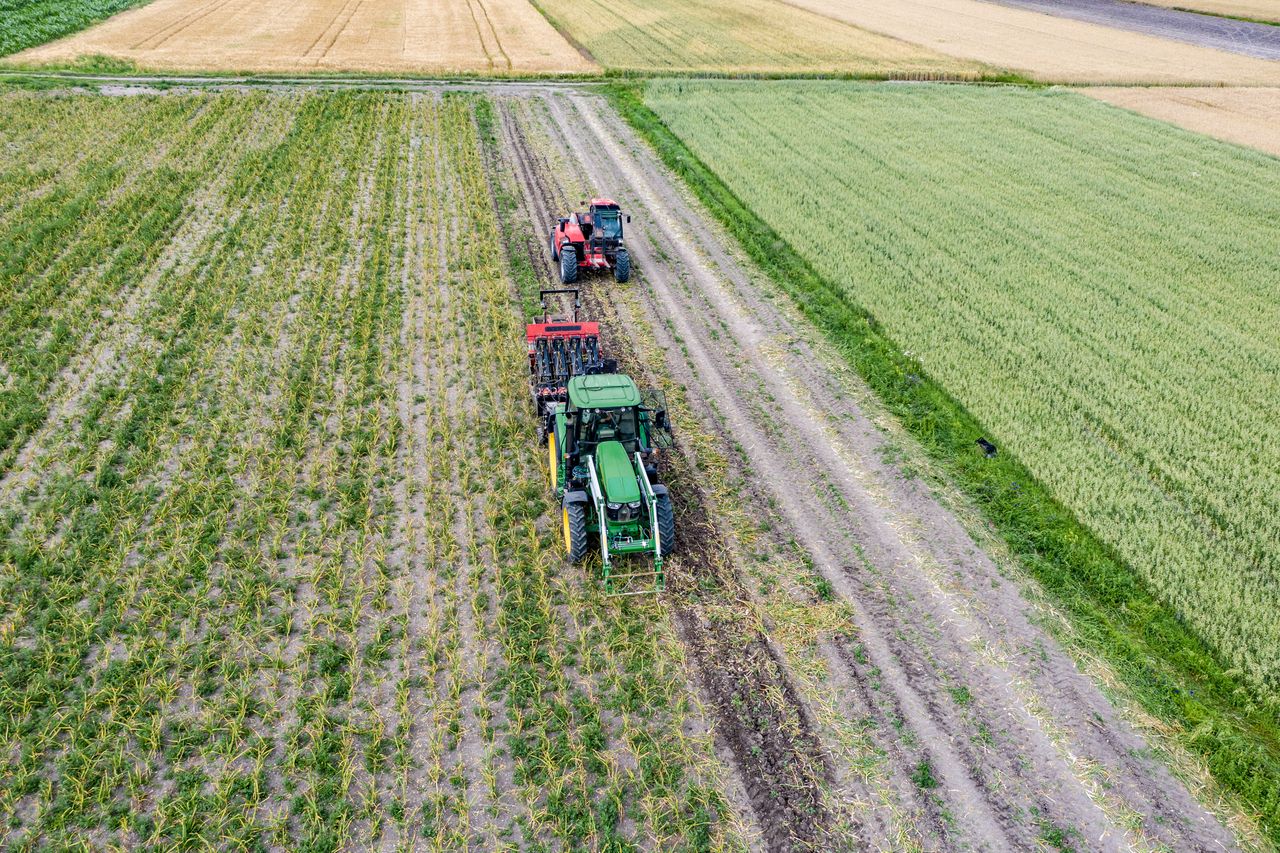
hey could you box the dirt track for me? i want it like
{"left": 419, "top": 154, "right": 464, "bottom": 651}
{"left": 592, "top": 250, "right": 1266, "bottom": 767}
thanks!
{"left": 487, "top": 89, "right": 1246, "bottom": 850}
{"left": 10, "top": 0, "right": 596, "bottom": 74}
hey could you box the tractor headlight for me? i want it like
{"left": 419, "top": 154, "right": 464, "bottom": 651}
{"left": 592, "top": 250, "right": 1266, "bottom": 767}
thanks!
{"left": 607, "top": 502, "right": 620, "bottom": 511}
{"left": 628, "top": 501, "right": 642, "bottom": 515}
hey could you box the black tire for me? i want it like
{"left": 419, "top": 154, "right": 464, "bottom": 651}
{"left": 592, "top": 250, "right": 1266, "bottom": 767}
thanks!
{"left": 559, "top": 244, "right": 578, "bottom": 284}
{"left": 564, "top": 501, "right": 589, "bottom": 563}
{"left": 655, "top": 493, "right": 675, "bottom": 557}
{"left": 612, "top": 249, "right": 631, "bottom": 283}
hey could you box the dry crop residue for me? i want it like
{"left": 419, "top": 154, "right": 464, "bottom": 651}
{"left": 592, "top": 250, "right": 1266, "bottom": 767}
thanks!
{"left": 485, "top": 88, "right": 1248, "bottom": 851}
{"left": 527, "top": 0, "right": 986, "bottom": 76}
{"left": 781, "top": 0, "right": 1280, "bottom": 83}
{"left": 10, "top": 0, "right": 597, "bottom": 75}
{"left": 1083, "top": 86, "right": 1280, "bottom": 158}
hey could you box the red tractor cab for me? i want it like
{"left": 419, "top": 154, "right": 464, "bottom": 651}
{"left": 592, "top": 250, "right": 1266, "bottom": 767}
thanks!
{"left": 550, "top": 198, "right": 632, "bottom": 284}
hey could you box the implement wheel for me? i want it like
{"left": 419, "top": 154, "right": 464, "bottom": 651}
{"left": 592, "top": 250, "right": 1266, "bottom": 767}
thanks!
{"left": 564, "top": 502, "right": 589, "bottom": 563}
{"left": 613, "top": 249, "right": 631, "bottom": 283}
{"left": 656, "top": 493, "right": 675, "bottom": 556}
{"left": 559, "top": 244, "right": 578, "bottom": 284}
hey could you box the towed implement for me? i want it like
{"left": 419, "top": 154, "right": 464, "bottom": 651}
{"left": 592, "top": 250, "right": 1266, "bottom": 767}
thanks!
{"left": 550, "top": 198, "right": 632, "bottom": 284}
{"left": 528, "top": 290, "right": 674, "bottom": 594}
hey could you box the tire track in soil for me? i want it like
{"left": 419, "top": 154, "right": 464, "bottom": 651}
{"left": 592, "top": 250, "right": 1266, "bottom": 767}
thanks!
{"left": 462, "top": 0, "right": 497, "bottom": 72}
{"left": 490, "top": 96, "right": 835, "bottom": 853}
{"left": 544, "top": 91, "right": 1242, "bottom": 853}
{"left": 302, "top": 0, "right": 366, "bottom": 64}
{"left": 131, "top": 0, "right": 235, "bottom": 50}
{"left": 472, "top": 0, "right": 513, "bottom": 71}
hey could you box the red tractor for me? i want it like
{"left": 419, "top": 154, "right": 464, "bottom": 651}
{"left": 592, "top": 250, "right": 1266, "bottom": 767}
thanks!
{"left": 550, "top": 198, "right": 632, "bottom": 284}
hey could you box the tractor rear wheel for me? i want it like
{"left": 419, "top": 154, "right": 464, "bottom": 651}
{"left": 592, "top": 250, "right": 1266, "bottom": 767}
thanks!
{"left": 564, "top": 502, "right": 589, "bottom": 563}
{"left": 613, "top": 249, "right": 631, "bottom": 283}
{"left": 559, "top": 244, "right": 578, "bottom": 284}
{"left": 655, "top": 493, "right": 675, "bottom": 556}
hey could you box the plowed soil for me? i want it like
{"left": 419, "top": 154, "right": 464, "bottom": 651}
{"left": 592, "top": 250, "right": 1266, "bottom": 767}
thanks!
{"left": 485, "top": 87, "right": 1247, "bottom": 851}
{"left": 1084, "top": 85, "right": 1280, "bottom": 158}
{"left": 10, "top": 0, "right": 597, "bottom": 75}
{"left": 781, "top": 0, "right": 1280, "bottom": 84}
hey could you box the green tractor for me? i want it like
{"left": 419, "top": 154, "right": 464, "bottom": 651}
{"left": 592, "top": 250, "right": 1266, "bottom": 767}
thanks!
{"left": 527, "top": 291, "right": 674, "bottom": 594}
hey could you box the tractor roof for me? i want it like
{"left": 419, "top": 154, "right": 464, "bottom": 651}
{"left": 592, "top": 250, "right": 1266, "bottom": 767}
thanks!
{"left": 568, "top": 373, "right": 641, "bottom": 409}
{"left": 590, "top": 198, "right": 619, "bottom": 209}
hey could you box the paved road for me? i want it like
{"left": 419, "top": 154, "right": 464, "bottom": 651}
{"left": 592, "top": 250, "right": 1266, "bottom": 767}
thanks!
{"left": 985, "top": 0, "right": 1280, "bottom": 60}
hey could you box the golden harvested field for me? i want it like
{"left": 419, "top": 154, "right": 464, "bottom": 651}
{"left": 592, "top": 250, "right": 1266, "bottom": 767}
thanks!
{"left": 10, "top": 0, "right": 597, "bottom": 75}
{"left": 1084, "top": 86, "right": 1280, "bottom": 157}
{"left": 529, "top": 0, "right": 987, "bottom": 76}
{"left": 1135, "top": 0, "right": 1280, "bottom": 22}
{"left": 781, "top": 0, "right": 1280, "bottom": 84}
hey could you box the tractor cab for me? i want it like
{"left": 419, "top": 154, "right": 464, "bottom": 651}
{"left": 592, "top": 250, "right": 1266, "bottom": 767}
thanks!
{"left": 589, "top": 202, "right": 625, "bottom": 242}
{"left": 562, "top": 374, "right": 670, "bottom": 462}
{"left": 550, "top": 198, "right": 632, "bottom": 284}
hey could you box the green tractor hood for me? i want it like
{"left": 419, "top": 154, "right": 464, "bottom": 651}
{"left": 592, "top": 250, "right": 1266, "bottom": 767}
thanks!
{"left": 595, "top": 440, "right": 640, "bottom": 504}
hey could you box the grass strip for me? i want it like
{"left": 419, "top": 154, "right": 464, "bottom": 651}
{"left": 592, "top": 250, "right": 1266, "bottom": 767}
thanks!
{"left": 604, "top": 80, "right": 1280, "bottom": 846}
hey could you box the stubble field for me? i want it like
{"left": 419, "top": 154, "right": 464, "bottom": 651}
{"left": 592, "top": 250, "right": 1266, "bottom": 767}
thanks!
{"left": 8, "top": 0, "right": 597, "bottom": 74}
{"left": 780, "top": 0, "right": 1280, "bottom": 83}
{"left": 526, "top": 0, "right": 986, "bottom": 77}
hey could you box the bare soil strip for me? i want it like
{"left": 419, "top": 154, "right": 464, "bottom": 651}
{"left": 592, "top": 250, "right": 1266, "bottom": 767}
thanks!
{"left": 500, "top": 89, "right": 1245, "bottom": 851}
{"left": 11, "top": 0, "right": 597, "bottom": 75}
{"left": 781, "top": 0, "right": 1280, "bottom": 84}
{"left": 1083, "top": 85, "right": 1280, "bottom": 157}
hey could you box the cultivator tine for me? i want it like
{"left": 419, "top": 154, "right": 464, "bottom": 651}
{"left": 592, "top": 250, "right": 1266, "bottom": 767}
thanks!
{"left": 603, "top": 569, "right": 664, "bottom": 597}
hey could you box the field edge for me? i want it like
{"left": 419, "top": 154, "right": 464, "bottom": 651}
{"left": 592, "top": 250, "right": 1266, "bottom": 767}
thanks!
{"left": 602, "top": 79, "right": 1280, "bottom": 847}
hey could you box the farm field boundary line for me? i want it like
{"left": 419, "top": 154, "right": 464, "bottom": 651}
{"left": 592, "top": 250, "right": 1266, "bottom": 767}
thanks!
{"left": 1081, "top": 85, "right": 1280, "bottom": 158}
{"left": 7, "top": 0, "right": 597, "bottom": 76}
{"left": 0, "top": 0, "right": 157, "bottom": 58}
{"left": 0, "top": 68, "right": 1048, "bottom": 92}
{"left": 604, "top": 81, "right": 1280, "bottom": 847}
{"left": 0, "top": 69, "right": 603, "bottom": 93}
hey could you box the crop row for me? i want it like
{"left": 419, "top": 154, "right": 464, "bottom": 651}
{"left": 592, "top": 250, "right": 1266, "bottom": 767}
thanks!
{"left": 0, "top": 88, "right": 740, "bottom": 850}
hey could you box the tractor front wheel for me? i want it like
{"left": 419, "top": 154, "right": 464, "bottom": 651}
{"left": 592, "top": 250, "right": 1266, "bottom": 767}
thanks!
{"left": 559, "top": 245, "right": 578, "bottom": 284}
{"left": 613, "top": 249, "right": 631, "bottom": 283}
{"left": 655, "top": 493, "right": 675, "bottom": 556}
{"left": 564, "top": 502, "right": 589, "bottom": 562}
